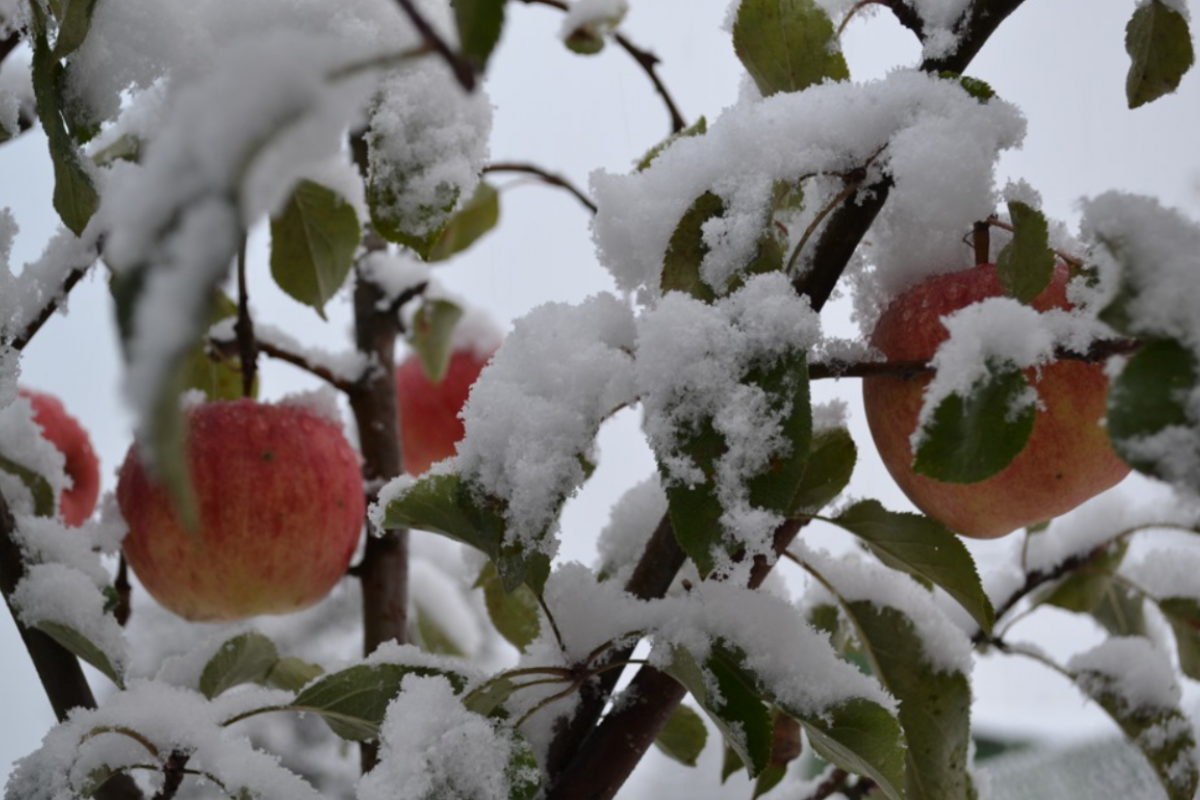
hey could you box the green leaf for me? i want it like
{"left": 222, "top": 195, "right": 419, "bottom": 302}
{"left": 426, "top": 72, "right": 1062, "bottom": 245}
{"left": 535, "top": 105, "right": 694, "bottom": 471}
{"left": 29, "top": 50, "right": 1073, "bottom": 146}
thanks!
{"left": 721, "top": 745, "right": 746, "bottom": 783}
{"left": 407, "top": 299, "right": 464, "bottom": 384}
{"left": 54, "top": 0, "right": 101, "bottom": 57}
{"left": 30, "top": 19, "right": 98, "bottom": 235}
{"left": 664, "top": 646, "right": 774, "bottom": 777}
{"left": 32, "top": 621, "right": 123, "bottom": 688}
{"left": 367, "top": 157, "right": 460, "bottom": 259}
{"left": 379, "top": 473, "right": 549, "bottom": 594}
{"left": 1106, "top": 339, "right": 1198, "bottom": 481}
{"left": 183, "top": 291, "right": 256, "bottom": 401}
{"left": 840, "top": 602, "right": 975, "bottom": 800}
{"left": 1158, "top": 597, "right": 1200, "bottom": 681}
{"left": 427, "top": 181, "right": 500, "bottom": 262}
{"left": 0, "top": 453, "right": 58, "bottom": 518}
{"left": 828, "top": 500, "right": 995, "bottom": 635}
{"left": 1091, "top": 582, "right": 1148, "bottom": 638}
{"left": 1125, "top": 0, "right": 1195, "bottom": 109}
{"left": 291, "top": 663, "right": 467, "bottom": 741}
{"left": 732, "top": 0, "right": 849, "bottom": 97}
{"left": 505, "top": 730, "right": 543, "bottom": 800}
{"left": 661, "top": 416, "right": 728, "bottom": 578}
{"left": 637, "top": 117, "right": 708, "bottom": 172}
{"left": 745, "top": 351, "right": 812, "bottom": 517}
{"left": 654, "top": 704, "right": 709, "bottom": 767}
{"left": 1070, "top": 658, "right": 1198, "bottom": 800}
{"left": 266, "top": 657, "right": 325, "bottom": 692}
{"left": 995, "top": 201, "right": 1055, "bottom": 304}
{"left": 789, "top": 426, "right": 856, "bottom": 514}
{"left": 939, "top": 72, "right": 996, "bottom": 102}
{"left": 1037, "top": 540, "right": 1129, "bottom": 613}
{"left": 913, "top": 367, "right": 1036, "bottom": 484}
{"left": 475, "top": 562, "right": 541, "bottom": 652}
{"left": 794, "top": 698, "right": 907, "bottom": 800}
{"left": 661, "top": 192, "right": 723, "bottom": 303}
{"left": 200, "top": 632, "right": 280, "bottom": 699}
{"left": 451, "top": 0, "right": 506, "bottom": 73}
{"left": 269, "top": 179, "right": 361, "bottom": 319}
{"left": 414, "top": 604, "right": 467, "bottom": 657}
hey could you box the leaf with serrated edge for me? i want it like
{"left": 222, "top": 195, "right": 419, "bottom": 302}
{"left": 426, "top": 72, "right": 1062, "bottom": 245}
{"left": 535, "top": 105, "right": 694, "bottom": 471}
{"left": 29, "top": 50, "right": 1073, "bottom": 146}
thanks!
{"left": 428, "top": 181, "right": 500, "bottom": 262}
{"left": 996, "top": 201, "right": 1055, "bottom": 304}
{"left": 1126, "top": 0, "right": 1195, "bottom": 109}
{"left": 661, "top": 416, "right": 727, "bottom": 578}
{"left": 914, "top": 367, "right": 1035, "bottom": 485}
{"left": 789, "top": 426, "right": 856, "bottom": 514}
{"left": 200, "top": 632, "right": 279, "bottom": 699}
{"left": 733, "top": 0, "right": 849, "bottom": 97}
{"left": 661, "top": 192, "right": 723, "bottom": 303}
{"left": 828, "top": 500, "right": 994, "bottom": 634}
{"left": 290, "top": 663, "right": 467, "bottom": 741}
{"left": 34, "top": 621, "right": 123, "bottom": 688}
{"left": 1107, "top": 339, "right": 1197, "bottom": 481}
{"left": 655, "top": 704, "right": 709, "bottom": 767}
{"left": 408, "top": 299, "right": 464, "bottom": 384}
{"left": 269, "top": 180, "right": 361, "bottom": 320}
{"left": 745, "top": 351, "right": 812, "bottom": 518}
{"left": 793, "top": 697, "right": 907, "bottom": 800}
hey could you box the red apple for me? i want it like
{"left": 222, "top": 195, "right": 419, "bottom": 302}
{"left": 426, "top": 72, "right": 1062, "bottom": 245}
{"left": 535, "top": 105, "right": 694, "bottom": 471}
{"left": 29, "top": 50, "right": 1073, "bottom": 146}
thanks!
{"left": 862, "top": 263, "right": 1129, "bottom": 538}
{"left": 20, "top": 389, "right": 100, "bottom": 527}
{"left": 116, "top": 398, "right": 364, "bottom": 621}
{"left": 395, "top": 347, "right": 494, "bottom": 476}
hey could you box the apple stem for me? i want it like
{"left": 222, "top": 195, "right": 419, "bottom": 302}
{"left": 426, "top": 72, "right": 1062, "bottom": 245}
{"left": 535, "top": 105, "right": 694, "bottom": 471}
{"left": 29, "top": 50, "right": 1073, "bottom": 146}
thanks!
{"left": 234, "top": 236, "right": 259, "bottom": 399}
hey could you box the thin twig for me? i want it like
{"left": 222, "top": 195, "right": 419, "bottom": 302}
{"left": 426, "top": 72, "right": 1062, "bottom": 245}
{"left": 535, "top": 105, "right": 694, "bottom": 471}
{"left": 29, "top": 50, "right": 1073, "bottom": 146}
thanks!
{"left": 234, "top": 237, "right": 257, "bottom": 398}
{"left": 517, "top": 0, "right": 687, "bottom": 134}
{"left": 208, "top": 336, "right": 355, "bottom": 394}
{"left": 392, "top": 0, "right": 476, "bottom": 91}
{"left": 484, "top": 162, "right": 598, "bottom": 213}
{"left": 10, "top": 267, "right": 89, "bottom": 351}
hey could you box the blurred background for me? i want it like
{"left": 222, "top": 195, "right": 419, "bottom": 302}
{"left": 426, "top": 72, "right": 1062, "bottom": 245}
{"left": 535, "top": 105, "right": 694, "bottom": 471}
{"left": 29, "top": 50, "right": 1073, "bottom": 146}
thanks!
{"left": 3, "top": 0, "right": 1199, "bottom": 795}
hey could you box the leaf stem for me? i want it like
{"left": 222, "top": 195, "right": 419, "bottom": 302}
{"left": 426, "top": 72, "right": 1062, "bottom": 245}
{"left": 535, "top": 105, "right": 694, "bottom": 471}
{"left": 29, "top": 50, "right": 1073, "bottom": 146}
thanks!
{"left": 483, "top": 162, "right": 598, "bottom": 213}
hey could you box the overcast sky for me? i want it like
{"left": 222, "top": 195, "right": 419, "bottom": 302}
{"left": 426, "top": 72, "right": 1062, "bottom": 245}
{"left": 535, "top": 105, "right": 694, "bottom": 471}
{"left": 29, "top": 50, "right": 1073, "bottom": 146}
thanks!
{"left": 3, "top": 0, "right": 1199, "bottom": 791}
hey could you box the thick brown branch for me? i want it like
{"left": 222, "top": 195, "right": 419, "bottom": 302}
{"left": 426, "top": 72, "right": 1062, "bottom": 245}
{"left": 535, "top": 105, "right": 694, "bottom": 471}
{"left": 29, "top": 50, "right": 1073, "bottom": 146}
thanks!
{"left": 484, "top": 162, "right": 598, "bottom": 214}
{"left": 391, "top": 0, "right": 475, "bottom": 91}
{"left": 517, "top": 0, "right": 687, "bottom": 134}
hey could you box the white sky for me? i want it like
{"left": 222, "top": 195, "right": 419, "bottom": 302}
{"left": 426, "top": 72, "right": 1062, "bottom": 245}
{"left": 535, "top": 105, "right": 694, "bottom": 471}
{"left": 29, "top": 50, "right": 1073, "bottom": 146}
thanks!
{"left": 2, "top": 0, "right": 1200, "bottom": 793}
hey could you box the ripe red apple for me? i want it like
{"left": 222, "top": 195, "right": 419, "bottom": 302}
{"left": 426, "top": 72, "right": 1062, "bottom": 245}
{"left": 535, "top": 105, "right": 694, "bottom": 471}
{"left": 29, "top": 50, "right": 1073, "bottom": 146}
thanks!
{"left": 862, "top": 263, "right": 1129, "bottom": 539}
{"left": 395, "top": 347, "right": 494, "bottom": 476}
{"left": 20, "top": 388, "right": 100, "bottom": 527}
{"left": 116, "top": 398, "right": 364, "bottom": 621}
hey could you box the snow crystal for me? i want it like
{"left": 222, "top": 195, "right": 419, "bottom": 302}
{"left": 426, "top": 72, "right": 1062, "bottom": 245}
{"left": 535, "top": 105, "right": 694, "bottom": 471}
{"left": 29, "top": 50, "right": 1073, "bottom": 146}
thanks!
{"left": 359, "top": 251, "right": 432, "bottom": 309}
{"left": 454, "top": 293, "right": 638, "bottom": 551}
{"left": 358, "top": 675, "right": 519, "bottom": 800}
{"left": 12, "top": 563, "right": 128, "bottom": 678}
{"left": 592, "top": 70, "right": 1024, "bottom": 300}
{"left": 1067, "top": 637, "right": 1181, "bottom": 713}
{"left": 0, "top": 228, "right": 98, "bottom": 344}
{"left": 1124, "top": 548, "right": 1200, "bottom": 602}
{"left": 797, "top": 542, "right": 974, "bottom": 675}
{"left": 637, "top": 273, "right": 820, "bottom": 572}
{"left": 595, "top": 475, "right": 669, "bottom": 585}
{"left": 12, "top": 516, "right": 112, "bottom": 588}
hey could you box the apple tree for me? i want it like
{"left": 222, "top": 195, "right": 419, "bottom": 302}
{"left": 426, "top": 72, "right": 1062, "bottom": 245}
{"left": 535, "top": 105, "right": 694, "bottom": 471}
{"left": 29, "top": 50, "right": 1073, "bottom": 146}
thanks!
{"left": 1, "top": 1, "right": 1200, "bottom": 799}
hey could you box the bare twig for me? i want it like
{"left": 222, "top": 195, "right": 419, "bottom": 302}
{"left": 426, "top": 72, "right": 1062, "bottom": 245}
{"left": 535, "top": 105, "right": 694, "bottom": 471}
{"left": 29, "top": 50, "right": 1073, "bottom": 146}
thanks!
{"left": 114, "top": 556, "right": 132, "bottom": 627}
{"left": 207, "top": 336, "right": 355, "bottom": 394}
{"left": 9, "top": 267, "right": 90, "bottom": 351}
{"left": 391, "top": 0, "right": 476, "bottom": 91}
{"left": 234, "top": 238, "right": 258, "bottom": 398}
{"left": 517, "top": 0, "right": 687, "bottom": 134}
{"left": 484, "top": 162, "right": 598, "bottom": 214}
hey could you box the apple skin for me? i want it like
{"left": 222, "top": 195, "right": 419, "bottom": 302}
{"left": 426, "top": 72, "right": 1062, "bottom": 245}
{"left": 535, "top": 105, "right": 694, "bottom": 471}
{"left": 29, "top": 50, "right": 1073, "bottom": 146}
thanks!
{"left": 862, "top": 263, "right": 1130, "bottom": 539}
{"left": 116, "top": 399, "right": 364, "bottom": 621}
{"left": 20, "top": 389, "right": 100, "bottom": 527}
{"left": 395, "top": 348, "right": 494, "bottom": 476}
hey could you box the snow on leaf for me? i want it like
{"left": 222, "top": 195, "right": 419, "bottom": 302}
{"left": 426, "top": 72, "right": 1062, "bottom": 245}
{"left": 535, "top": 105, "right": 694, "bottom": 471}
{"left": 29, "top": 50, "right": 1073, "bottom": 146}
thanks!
{"left": 199, "top": 632, "right": 281, "bottom": 700}
{"left": 426, "top": 180, "right": 501, "bottom": 262}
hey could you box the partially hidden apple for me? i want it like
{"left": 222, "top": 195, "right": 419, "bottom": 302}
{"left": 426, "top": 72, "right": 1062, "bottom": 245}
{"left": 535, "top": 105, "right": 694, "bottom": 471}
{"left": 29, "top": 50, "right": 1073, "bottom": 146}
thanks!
{"left": 395, "top": 346, "right": 496, "bottom": 476}
{"left": 862, "top": 263, "right": 1130, "bottom": 539}
{"left": 20, "top": 388, "right": 100, "bottom": 526}
{"left": 117, "top": 398, "right": 364, "bottom": 621}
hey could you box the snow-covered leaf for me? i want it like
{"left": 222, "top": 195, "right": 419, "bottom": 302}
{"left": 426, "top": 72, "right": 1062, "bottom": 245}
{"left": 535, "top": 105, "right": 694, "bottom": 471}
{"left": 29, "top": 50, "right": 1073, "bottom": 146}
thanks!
{"left": 290, "top": 663, "right": 468, "bottom": 741}
{"left": 475, "top": 562, "right": 541, "bottom": 652}
{"left": 1157, "top": 597, "right": 1200, "bottom": 681}
{"left": 53, "top": 0, "right": 101, "bottom": 58}
{"left": 32, "top": 620, "right": 124, "bottom": 688}
{"left": 654, "top": 704, "right": 708, "bottom": 767}
{"left": 453, "top": 0, "right": 507, "bottom": 73}
{"left": 378, "top": 472, "right": 550, "bottom": 594}
{"left": 30, "top": 12, "right": 98, "bottom": 235}
{"left": 1106, "top": 339, "right": 1198, "bottom": 485}
{"left": 407, "top": 299, "right": 464, "bottom": 384}
{"left": 661, "top": 417, "right": 727, "bottom": 578}
{"left": 185, "top": 292, "right": 255, "bottom": 401}
{"left": 841, "top": 601, "right": 975, "bottom": 800}
{"left": 269, "top": 179, "right": 360, "bottom": 320}
{"left": 732, "top": 0, "right": 848, "bottom": 97}
{"left": 745, "top": 350, "right": 812, "bottom": 517}
{"left": 1035, "top": 540, "right": 1142, "bottom": 637}
{"left": 996, "top": 201, "right": 1055, "bottom": 304}
{"left": 0, "top": 452, "right": 57, "bottom": 518}
{"left": 661, "top": 192, "right": 723, "bottom": 303}
{"left": 427, "top": 181, "right": 500, "bottom": 262}
{"left": 1125, "top": 0, "right": 1195, "bottom": 109}
{"left": 827, "top": 500, "right": 994, "bottom": 635}
{"left": 199, "top": 632, "right": 281, "bottom": 699}
{"left": 789, "top": 425, "right": 855, "bottom": 515}
{"left": 797, "top": 697, "right": 907, "bottom": 800}
{"left": 914, "top": 366, "right": 1035, "bottom": 484}
{"left": 414, "top": 603, "right": 467, "bottom": 657}
{"left": 637, "top": 116, "right": 707, "bottom": 172}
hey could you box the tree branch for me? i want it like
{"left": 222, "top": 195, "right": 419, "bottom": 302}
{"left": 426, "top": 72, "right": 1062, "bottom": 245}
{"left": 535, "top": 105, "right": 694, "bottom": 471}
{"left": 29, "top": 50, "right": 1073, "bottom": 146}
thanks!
{"left": 391, "top": 0, "right": 476, "bottom": 92}
{"left": 484, "top": 162, "right": 598, "bottom": 214}
{"left": 9, "top": 266, "right": 90, "bottom": 351}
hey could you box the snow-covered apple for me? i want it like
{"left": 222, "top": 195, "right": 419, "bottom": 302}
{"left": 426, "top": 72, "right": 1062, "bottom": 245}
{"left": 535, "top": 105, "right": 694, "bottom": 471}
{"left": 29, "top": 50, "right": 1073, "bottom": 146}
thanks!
{"left": 20, "top": 388, "right": 100, "bottom": 526}
{"left": 395, "top": 346, "right": 496, "bottom": 475}
{"left": 116, "top": 398, "right": 365, "bottom": 621}
{"left": 862, "top": 263, "right": 1129, "bottom": 538}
